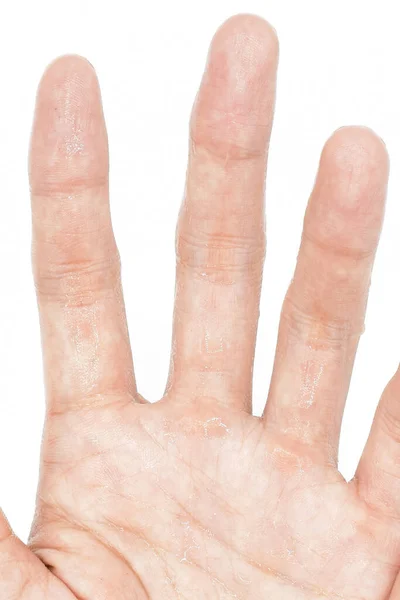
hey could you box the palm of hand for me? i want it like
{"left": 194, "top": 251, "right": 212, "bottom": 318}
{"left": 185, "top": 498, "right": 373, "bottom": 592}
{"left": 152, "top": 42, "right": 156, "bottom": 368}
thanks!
{"left": 1, "top": 13, "right": 400, "bottom": 600}
{"left": 31, "top": 400, "right": 399, "bottom": 599}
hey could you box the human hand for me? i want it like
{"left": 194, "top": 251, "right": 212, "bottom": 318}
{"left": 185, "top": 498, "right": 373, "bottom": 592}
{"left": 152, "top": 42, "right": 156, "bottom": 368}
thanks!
{"left": 1, "top": 13, "right": 399, "bottom": 600}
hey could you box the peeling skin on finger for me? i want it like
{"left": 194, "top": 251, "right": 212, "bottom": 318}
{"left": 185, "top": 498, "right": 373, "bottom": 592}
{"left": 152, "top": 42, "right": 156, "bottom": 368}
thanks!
{"left": 299, "top": 350, "right": 326, "bottom": 409}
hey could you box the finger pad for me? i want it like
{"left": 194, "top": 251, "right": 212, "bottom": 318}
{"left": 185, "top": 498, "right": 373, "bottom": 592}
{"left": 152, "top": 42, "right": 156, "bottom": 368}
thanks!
{"left": 192, "top": 14, "right": 279, "bottom": 161}
{"left": 30, "top": 55, "right": 107, "bottom": 191}
{"left": 309, "top": 126, "right": 389, "bottom": 254}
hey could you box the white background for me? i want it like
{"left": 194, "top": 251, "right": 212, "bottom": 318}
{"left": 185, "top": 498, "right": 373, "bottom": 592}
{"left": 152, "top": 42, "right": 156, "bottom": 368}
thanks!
{"left": 0, "top": 0, "right": 398, "bottom": 540}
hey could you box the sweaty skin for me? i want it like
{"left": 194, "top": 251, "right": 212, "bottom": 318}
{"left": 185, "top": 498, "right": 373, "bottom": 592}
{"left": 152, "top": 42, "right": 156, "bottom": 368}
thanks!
{"left": 1, "top": 12, "right": 400, "bottom": 600}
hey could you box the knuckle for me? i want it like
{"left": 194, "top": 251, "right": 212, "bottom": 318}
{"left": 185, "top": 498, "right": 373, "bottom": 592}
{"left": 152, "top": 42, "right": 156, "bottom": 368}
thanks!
{"left": 303, "top": 229, "right": 375, "bottom": 262}
{"left": 281, "top": 292, "right": 364, "bottom": 347}
{"left": 30, "top": 175, "right": 108, "bottom": 198}
{"left": 176, "top": 229, "right": 265, "bottom": 284}
{"left": 33, "top": 250, "right": 121, "bottom": 305}
{"left": 190, "top": 121, "right": 268, "bottom": 164}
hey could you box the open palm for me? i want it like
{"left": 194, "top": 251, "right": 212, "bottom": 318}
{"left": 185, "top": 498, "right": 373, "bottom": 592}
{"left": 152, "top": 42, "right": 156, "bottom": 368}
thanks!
{"left": 1, "top": 14, "right": 400, "bottom": 600}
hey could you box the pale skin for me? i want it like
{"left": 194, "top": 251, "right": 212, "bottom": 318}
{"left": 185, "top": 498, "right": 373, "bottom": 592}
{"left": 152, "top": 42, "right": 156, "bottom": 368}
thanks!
{"left": 2, "top": 12, "right": 400, "bottom": 600}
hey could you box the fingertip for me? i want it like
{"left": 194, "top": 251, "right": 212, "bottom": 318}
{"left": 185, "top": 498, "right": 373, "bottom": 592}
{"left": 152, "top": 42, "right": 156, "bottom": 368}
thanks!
{"left": 30, "top": 54, "right": 107, "bottom": 190}
{"left": 192, "top": 14, "right": 278, "bottom": 161}
{"left": 213, "top": 13, "right": 279, "bottom": 51}
{"left": 307, "top": 125, "right": 390, "bottom": 256}
{"left": 38, "top": 54, "right": 97, "bottom": 88}
{"left": 209, "top": 13, "right": 279, "bottom": 73}
{"left": 34, "top": 56, "right": 100, "bottom": 117}
{"left": 322, "top": 125, "right": 389, "bottom": 178}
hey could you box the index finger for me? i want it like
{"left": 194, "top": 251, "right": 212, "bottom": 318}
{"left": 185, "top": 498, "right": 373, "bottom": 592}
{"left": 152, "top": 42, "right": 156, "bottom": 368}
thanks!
{"left": 30, "top": 56, "right": 136, "bottom": 414}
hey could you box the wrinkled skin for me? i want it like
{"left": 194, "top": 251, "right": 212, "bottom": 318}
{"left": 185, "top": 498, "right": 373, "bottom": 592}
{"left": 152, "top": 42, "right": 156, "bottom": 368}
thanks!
{"left": 2, "top": 13, "right": 400, "bottom": 600}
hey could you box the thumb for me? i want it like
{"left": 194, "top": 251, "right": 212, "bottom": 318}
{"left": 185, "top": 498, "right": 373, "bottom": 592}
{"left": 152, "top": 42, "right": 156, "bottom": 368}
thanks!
{"left": 0, "top": 509, "right": 73, "bottom": 598}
